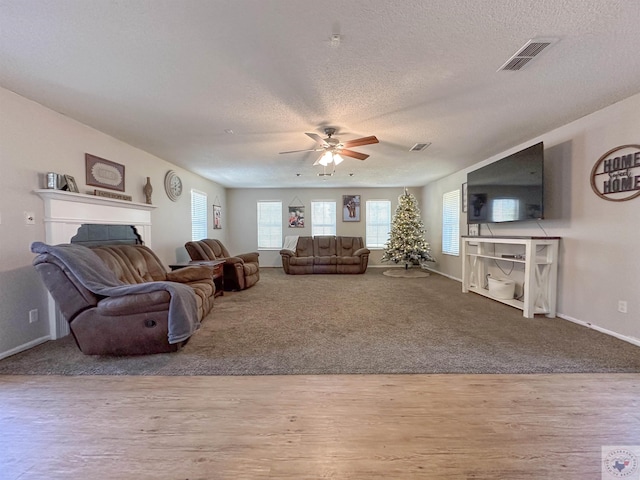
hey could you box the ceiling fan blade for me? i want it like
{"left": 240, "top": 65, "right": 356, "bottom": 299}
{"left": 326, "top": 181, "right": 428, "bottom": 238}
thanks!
{"left": 342, "top": 136, "right": 379, "bottom": 148}
{"left": 305, "top": 133, "right": 328, "bottom": 145}
{"left": 340, "top": 149, "right": 369, "bottom": 161}
{"left": 279, "top": 148, "right": 324, "bottom": 154}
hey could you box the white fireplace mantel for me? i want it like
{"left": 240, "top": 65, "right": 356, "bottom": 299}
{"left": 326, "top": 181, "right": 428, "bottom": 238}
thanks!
{"left": 35, "top": 189, "right": 156, "bottom": 246}
{"left": 34, "top": 189, "right": 157, "bottom": 338}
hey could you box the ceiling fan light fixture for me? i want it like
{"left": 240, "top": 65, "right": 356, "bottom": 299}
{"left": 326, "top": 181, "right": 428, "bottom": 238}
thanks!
{"left": 281, "top": 128, "right": 379, "bottom": 166}
{"left": 318, "top": 151, "right": 333, "bottom": 166}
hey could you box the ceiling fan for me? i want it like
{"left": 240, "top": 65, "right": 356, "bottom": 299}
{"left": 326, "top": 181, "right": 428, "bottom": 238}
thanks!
{"left": 279, "top": 127, "right": 379, "bottom": 166}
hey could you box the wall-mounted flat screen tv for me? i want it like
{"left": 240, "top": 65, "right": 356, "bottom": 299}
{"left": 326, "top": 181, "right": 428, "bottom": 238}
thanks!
{"left": 467, "top": 142, "right": 544, "bottom": 223}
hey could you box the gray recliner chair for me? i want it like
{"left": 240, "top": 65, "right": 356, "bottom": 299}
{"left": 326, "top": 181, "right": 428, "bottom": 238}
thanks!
{"left": 184, "top": 239, "right": 260, "bottom": 291}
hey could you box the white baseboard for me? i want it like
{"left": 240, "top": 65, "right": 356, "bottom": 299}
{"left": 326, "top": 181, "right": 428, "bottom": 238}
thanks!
{"left": 0, "top": 335, "right": 51, "bottom": 361}
{"left": 558, "top": 313, "right": 640, "bottom": 348}
{"left": 422, "top": 267, "right": 461, "bottom": 282}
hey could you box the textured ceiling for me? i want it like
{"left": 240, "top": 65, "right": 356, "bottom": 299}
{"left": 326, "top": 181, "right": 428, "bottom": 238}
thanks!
{"left": 2, "top": 0, "right": 640, "bottom": 188}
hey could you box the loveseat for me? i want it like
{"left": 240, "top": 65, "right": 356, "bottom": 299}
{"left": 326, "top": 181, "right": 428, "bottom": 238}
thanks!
{"left": 32, "top": 243, "right": 216, "bottom": 356}
{"left": 280, "top": 236, "right": 370, "bottom": 274}
{"left": 184, "top": 239, "right": 260, "bottom": 291}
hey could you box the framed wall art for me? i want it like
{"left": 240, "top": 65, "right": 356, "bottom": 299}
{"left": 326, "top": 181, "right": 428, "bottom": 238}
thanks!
{"left": 85, "top": 153, "right": 125, "bottom": 192}
{"left": 461, "top": 182, "right": 468, "bottom": 213}
{"left": 288, "top": 206, "right": 305, "bottom": 228}
{"left": 342, "top": 194, "right": 360, "bottom": 222}
{"left": 213, "top": 205, "right": 222, "bottom": 229}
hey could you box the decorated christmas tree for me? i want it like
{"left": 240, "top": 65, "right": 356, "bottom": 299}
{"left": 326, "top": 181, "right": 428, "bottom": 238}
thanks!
{"left": 381, "top": 189, "right": 436, "bottom": 268}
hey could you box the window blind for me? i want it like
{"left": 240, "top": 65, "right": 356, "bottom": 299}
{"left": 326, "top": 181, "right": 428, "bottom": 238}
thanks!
{"left": 442, "top": 189, "right": 460, "bottom": 256}
{"left": 191, "top": 190, "right": 208, "bottom": 241}
{"left": 365, "top": 200, "right": 391, "bottom": 248}
{"left": 311, "top": 201, "right": 336, "bottom": 236}
{"left": 257, "top": 201, "right": 283, "bottom": 249}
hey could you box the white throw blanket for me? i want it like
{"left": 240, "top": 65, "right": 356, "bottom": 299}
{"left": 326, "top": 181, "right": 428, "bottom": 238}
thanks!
{"left": 282, "top": 235, "right": 299, "bottom": 251}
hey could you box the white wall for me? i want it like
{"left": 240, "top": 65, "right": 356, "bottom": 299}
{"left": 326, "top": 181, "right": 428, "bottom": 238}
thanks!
{"left": 227, "top": 187, "right": 426, "bottom": 267}
{"left": 0, "top": 87, "right": 226, "bottom": 357}
{"left": 422, "top": 92, "right": 640, "bottom": 342}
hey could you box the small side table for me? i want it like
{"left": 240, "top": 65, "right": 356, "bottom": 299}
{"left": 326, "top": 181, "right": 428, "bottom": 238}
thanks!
{"left": 169, "top": 260, "right": 225, "bottom": 297}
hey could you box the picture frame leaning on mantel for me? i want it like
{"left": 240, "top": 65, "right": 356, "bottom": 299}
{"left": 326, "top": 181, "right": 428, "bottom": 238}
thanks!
{"left": 64, "top": 175, "right": 79, "bottom": 193}
{"left": 85, "top": 153, "right": 125, "bottom": 192}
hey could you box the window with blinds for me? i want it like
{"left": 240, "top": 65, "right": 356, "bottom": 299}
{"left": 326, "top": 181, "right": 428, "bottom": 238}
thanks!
{"left": 257, "top": 201, "right": 283, "bottom": 249}
{"left": 365, "top": 200, "right": 391, "bottom": 248}
{"left": 311, "top": 201, "right": 337, "bottom": 236}
{"left": 191, "top": 189, "right": 208, "bottom": 241}
{"left": 442, "top": 189, "right": 460, "bottom": 256}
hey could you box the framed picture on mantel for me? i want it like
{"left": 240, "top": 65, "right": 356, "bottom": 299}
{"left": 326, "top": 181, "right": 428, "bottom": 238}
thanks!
{"left": 85, "top": 153, "right": 125, "bottom": 192}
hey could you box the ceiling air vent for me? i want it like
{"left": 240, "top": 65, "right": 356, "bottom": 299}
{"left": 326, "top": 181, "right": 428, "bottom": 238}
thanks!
{"left": 410, "top": 142, "right": 431, "bottom": 152}
{"left": 498, "top": 37, "right": 557, "bottom": 72}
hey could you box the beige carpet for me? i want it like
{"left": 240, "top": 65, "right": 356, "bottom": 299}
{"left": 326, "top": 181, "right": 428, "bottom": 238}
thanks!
{"left": 1, "top": 267, "right": 639, "bottom": 375}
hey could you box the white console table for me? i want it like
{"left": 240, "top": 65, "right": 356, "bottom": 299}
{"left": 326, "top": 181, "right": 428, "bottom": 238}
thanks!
{"left": 461, "top": 236, "right": 560, "bottom": 318}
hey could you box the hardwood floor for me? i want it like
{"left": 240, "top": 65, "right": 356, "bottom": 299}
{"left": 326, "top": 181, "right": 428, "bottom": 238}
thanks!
{"left": 1, "top": 374, "right": 639, "bottom": 479}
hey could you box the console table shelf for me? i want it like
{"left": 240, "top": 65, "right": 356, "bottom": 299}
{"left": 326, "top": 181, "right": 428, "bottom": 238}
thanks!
{"left": 461, "top": 236, "right": 560, "bottom": 318}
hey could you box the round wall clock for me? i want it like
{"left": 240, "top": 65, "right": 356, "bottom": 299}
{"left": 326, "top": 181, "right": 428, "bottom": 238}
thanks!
{"left": 164, "top": 170, "right": 183, "bottom": 201}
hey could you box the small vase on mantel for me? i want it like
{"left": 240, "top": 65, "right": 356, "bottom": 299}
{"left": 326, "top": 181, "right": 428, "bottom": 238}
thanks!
{"left": 143, "top": 177, "right": 153, "bottom": 204}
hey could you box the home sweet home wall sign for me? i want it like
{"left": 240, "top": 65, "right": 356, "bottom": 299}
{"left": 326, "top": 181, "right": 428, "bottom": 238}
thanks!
{"left": 590, "top": 144, "right": 640, "bottom": 201}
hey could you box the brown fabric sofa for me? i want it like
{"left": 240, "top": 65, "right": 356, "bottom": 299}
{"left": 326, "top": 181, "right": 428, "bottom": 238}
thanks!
{"left": 32, "top": 244, "right": 216, "bottom": 356}
{"left": 184, "top": 239, "right": 260, "bottom": 291}
{"left": 280, "top": 236, "right": 370, "bottom": 274}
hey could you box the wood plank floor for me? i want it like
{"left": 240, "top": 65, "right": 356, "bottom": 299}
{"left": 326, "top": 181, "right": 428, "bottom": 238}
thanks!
{"left": 1, "top": 374, "right": 639, "bottom": 479}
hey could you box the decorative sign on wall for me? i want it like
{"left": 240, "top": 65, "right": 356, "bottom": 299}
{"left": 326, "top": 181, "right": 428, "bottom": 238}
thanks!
{"left": 86, "top": 153, "right": 125, "bottom": 192}
{"left": 590, "top": 144, "right": 640, "bottom": 201}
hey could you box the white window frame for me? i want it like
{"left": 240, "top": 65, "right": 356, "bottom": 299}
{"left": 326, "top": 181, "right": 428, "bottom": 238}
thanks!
{"left": 442, "top": 189, "right": 460, "bottom": 256}
{"left": 257, "top": 201, "right": 283, "bottom": 250}
{"left": 311, "top": 200, "right": 337, "bottom": 236}
{"left": 365, "top": 200, "right": 391, "bottom": 249}
{"left": 191, "top": 189, "right": 208, "bottom": 241}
